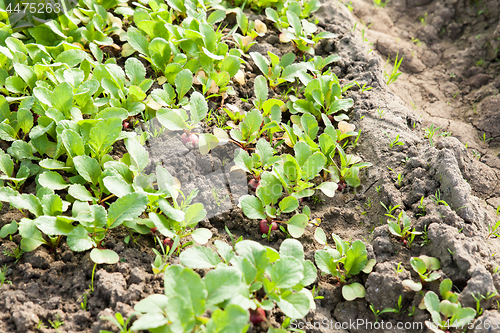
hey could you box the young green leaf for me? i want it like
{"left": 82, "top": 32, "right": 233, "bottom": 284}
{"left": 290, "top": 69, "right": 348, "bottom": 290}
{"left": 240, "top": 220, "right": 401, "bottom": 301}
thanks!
{"left": 276, "top": 292, "right": 310, "bottom": 319}
{"left": 204, "top": 267, "right": 244, "bottom": 305}
{"left": 163, "top": 265, "right": 207, "bottom": 316}
{"left": 73, "top": 156, "right": 101, "bottom": 185}
{"left": 180, "top": 246, "right": 221, "bottom": 269}
{"left": 19, "top": 218, "right": 46, "bottom": 252}
{"left": 279, "top": 196, "right": 299, "bottom": 213}
{"left": 271, "top": 257, "right": 304, "bottom": 288}
{"left": 254, "top": 75, "right": 268, "bottom": 110}
{"left": 67, "top": 224, "right": 94, "bottom": 252}
{"left": 191, "top": 228, "right": 212, "bottom": 244}
{"left": 342, "top": 283, "right": 366, "bottom": 301}
{"left": 90, "top": 248, "right": 120, "bottom": 264}
{"left": 38, "top": 171, "right": 69, "bottom": 190}
{"left": 175, "top": 69, "right": 193, "bottom": 100}
{"left": 344, "top": 240, "right": 368, "bottom": 276}
{"left": 107, "top": 192, "right": 148, "bottom": 228}
{"left": 238, "top": 195, "right": 266, "bottom": 219}
{"left": 124, "top": 137, "right": 149, "bottom": 172}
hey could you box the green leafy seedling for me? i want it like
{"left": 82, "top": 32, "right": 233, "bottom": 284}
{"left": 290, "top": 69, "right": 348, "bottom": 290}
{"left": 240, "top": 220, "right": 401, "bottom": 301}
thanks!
{"left": 384, "top": 52, "right": 403, "bottom": 85}
{"left": 314, "top": 231, "right": 376, "bottom": 300}
{"left": 100, "top": 312, "right": 136, "bottom": 333}
{"left": 423, "top": 290, "right": 476, "bottom": 332}
{"left": 89, "top": 248, "right": 120, "bottom": 292}
{"left": 387, "top": 211, "right": 422, "bottom": 246}
{"left": 402, "top": 255, "right": 441, "bottom": 291}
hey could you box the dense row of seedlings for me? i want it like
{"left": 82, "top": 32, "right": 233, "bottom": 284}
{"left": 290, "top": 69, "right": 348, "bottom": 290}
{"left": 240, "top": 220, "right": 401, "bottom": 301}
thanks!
{"left": 0, "top": 0, "right": 481, "bottom": 331}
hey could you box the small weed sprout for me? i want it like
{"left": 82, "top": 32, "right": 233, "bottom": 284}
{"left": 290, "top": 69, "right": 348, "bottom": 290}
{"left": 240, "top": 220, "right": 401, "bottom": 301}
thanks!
{"left": 0, "top": 265, "right": 12, "bottom": 288}
{"left": 472, "top": 292, "right": 498, "bottom": 316}
{"left": 423, "top": 124, "right": 441, "bottom": 146}
{"left": 311, "top": 195, "right": 325, "bottom": 205}
{"left": 394, "top": 262, "right": 404, "bottom": 275}
{"left": 421, "top": 225, "right": 431, "bottom": 246}
{"left": 384, "top": 132, "right": 404, "bottom": 149}
{"left": 384, "top": 295, "right": 404, "bottom": 314}
{"left": 419, "top": 13, "right": 427, "bottom": 26}
{"left": 417, "top": 196, "right": 426, "bottom": 216}
{"left": 411, "top": 37, "right": 422, "bottom": 46}
{"left": 354, "top": 81, "right": 373, "bottom": 93}
{"left": 408, "top": 305, "right": 416, "bottom": 317}
{"left": 37, "top": 320, "right": 47, "bottom": 330}
{"left": 369, "top": 303, "right": 396, "bottom": 322}
{"left": 211, "top": 187, "right": 229, "bottom": 207}
{"left": 487, "top": 220, "right": 500, "bottom": 238}
{"left": 376, "top": 108, "right": 385, "bottom": 118}
{"left": 2, "top": 246, "right": 23, "bottom": 263}
{"left": 384, "top": 52, "right": 404, "bottom": 85}
{"left": 364, "top": 197, "right": 373, "bottom": 209}
{"left": 479, "top": 133, "right": 493, "bottom": 144}
{"left": 311, "top": 285, "right": 324, "bottom": 300}
{"left": 49, "top": 314, "right": 64, "bottom": 330}
{"left": 472, "top": 150, "right": 481, "bottom": 160}
{"left": 100, "top": 312, "right": 136, "bottom": 333}
{"left": 431, "top": 189, "right": 449, "bottom": 207}
{"left": 380, "top": 201, "right": 401, "bottom": 217}
{"left": 375, "top": 186, "right": 382, "bottom": 194}
{"left": 373, "top": 0, "right": 389, "bottom": 8}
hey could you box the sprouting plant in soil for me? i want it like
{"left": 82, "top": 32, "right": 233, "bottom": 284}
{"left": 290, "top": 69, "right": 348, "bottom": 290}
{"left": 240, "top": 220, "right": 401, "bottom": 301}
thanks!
{"left": 387, "top": 211, "right": 422, "bottom": 247}
{"left": 126, "top": 239, "right": 318, "bottom": 331}
{"left": 431, "top": 189, "right": 449, "bottom": 206}
{"left": 384, "top": 52, "right": 404, "bottom": 85}
{"left": 402, "top": 255, "right": 441, "bottom": 292}
{"left": 487, "top": 220, "right": 500, "bottom": 238}
{"left": 472, "top": 291, "right": 498, "bottom": 316}
{"left": 422, "top": 288, "right": 476, "bottom": 332}
{"left": 0, "top": 265, "right": 12, "bottom": 288}
{"left": 417, "top": 196, "right": 427, "bottom": 216}
{"left": 89, "top": 248, "right": 120, "bottom": 292}
{"left": 384, "top": 132, "right": 404, "bottom": 149}
{"left": 151, "top": 234, "right": 181, "bottom": 275}
{"left": 49, "top": 314, "right": 64, "bottom": 331}
{"left": 314, "top": 229, "right": 376, "bottom": 300}
{"left": 100, "top": 312, "right": 136, "bottom": 333}
{"left": 423, "top": 124, "right": 442, "bottom": 146}
{"left": 380, "top": 201, "right": 401, "bottom": 216}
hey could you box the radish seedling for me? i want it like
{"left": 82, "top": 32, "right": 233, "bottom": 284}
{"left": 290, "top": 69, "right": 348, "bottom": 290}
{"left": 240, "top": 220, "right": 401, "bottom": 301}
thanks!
{"left": 280, "top": 11, "right": 336, "bottom": 55}
{"left": 402, "top": 256, "right": 441, "bottom": 291}
{"left": 387, "top": 211, "right": 421, "bottom": 246}
{"left": 260, "top": 219, "right": 278, "bottom": 234}
{"left": 422, "top": 289, "right": 476, "bottom": 333}
{"left": 238, "top": 171, "right": 310, "bottom": 237}
{"left": 291, "top": 73, "right": 353, "bottom": 121}
{"left": 250, "top": 52, "right": 306, "bottom": 88}
{"left": 127, "top": 239, "right": 317, "bottom": 331}
{"left": 327, "top": 143, "right": 372, "bottom": 188}
{"left": 233, "top": 139, "right": 280, "bottom": 180}
{"left": 157, "top": 91, "right": 220, "bottom": 154}
{"left": 314, "top": 232, "right": 375, "bottom": 300}
{"left": 233, "top": 9, "right": 267, "bottom": 53}
{"left": 249, "top": 307, "right": 266, "bottom": 324}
